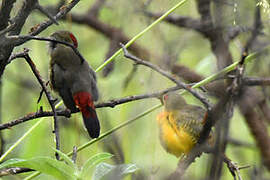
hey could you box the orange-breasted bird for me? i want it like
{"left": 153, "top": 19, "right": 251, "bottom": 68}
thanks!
{"left": 157, "top": 92, "right": 210, "bottom": 157}
{"left": 48, "top": 30, "right": 100, "bottom": 138}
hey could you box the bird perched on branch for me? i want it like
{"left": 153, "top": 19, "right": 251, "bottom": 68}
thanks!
{"left": 157, "top": 92, "right": 211, "bottom": 157}
{"left": 48, "top": 30, "right": 100, "bottom": 138}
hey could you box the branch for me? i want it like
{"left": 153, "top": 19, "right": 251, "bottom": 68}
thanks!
{"left": 0, "top": 0, "right": 16, "bottom": 31}
{"left": 243, "top": 77, "right": 270, "bottom": 86}
{"left": 30, "top": 0, "right": 80, "bottom": 36}
{"left": 35, "top": 2, "right": 59, "bottom": 25}
{"left": 223, "top": 155, "right": 251, "bottom": 180}
{"left": 240, "top": 6, "right": 263, "bottom": 64}
{"left": 63, "top": 12, "right": 150, "bottom": 60}
{"left": 87, "top": 0, "right": 107, "bottom": 17}
{"left": 144, "top": 12, "right": 203, "bottom": 32}
{"left": 120, "top": 44, "right": 212, "bottom": 110}
{"left": 0, "top": 0, "right": 80, "bottom": 78}
{"left": 8, "top": 0, "right": 37, "bottom": 36}
{"left": 0, "top": 86, "right": 181, "bottom": 130}
{"left": 0, "top": 167, "right": 33, "bottom": 177}
{"left": 10, "top": 49, "right": 60, "bottom": 160}
{"left": 9, "top": 35, "right": 86, "bottom": 64}
{"left": 0, "top": 109, "right": 71, "bottom": 130}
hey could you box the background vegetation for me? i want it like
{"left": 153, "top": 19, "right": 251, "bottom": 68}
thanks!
{"left": 0, "top": 0, "right": 269, "bottom": 179}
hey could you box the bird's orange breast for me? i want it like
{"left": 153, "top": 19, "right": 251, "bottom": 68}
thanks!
{"left": 157, "top": 111, "right": 197, "bottom": 157}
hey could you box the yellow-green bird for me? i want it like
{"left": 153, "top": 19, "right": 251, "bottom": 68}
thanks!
{"left": 157, "top": 92, "right": 210, "bottom": 157}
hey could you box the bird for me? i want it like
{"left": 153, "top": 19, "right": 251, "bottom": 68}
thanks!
{"left": 48, "top": 30, "right": 100, "bottom": 138}
{"left": 156, "top": 92, "right": 211, "bottom": 157}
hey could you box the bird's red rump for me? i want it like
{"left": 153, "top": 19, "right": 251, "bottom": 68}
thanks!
{"left": 73, "top": 92, "right": 95, "bottom": 118}
{"left": 69, "top": 33, "right": 78, "bottom": 48}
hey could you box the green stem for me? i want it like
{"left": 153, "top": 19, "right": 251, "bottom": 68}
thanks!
{"left": 24, "top": 104, "right": 161, "bottom": 180}
{"left": 95, "top": 0, "right": 188, "bottom": 73}
{"left": 67, "top": 103, "right": 161, "bottom": 156}
{"left": 0, "top": 119, "right": 43, "bottom": 162}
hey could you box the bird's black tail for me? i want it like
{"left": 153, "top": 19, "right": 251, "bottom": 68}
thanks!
{"left": 82, "top": 106, "right": 100, "bottom": 138}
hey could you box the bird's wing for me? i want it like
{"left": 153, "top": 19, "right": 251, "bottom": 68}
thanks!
{"left": 50, "top": 63, "right": 77, "bottom": 112}
{"left": 87, "top": 62, "right": 99, "bottom": 101}
{"left": 173, "top": 105, "right": 206, "bottom": 139}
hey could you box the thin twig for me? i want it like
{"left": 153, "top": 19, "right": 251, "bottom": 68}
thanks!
{"left": 0, "top": 167, "right": 33, "bottom": 177}
{"left": 35, "top": 2, "right": 59, "bottom": 25}
{"left": 0, "top": 109, "right": 71, "bottom": 130}
{"left": 243, "top": 77, "right": 270, "bottom": 86}
{"left": 11, "top": 49, "right": 61, "bottom": 160}
{"left": 223, "top": 155, "right": 251, "bottom": 180}
{"left": 88, "top": 0, "right": 107, "bottom": 16}
{"left": 72, "top": 146, "right": 77, "bottom": 164}
{"left": 10, "top": 35, "right": 86, "bottom": 64}
{"left": 0, "top": 86, "right": 181, "bottom": 130}
{"left": 120, "top": 43, "right": 212, "bottom": 110}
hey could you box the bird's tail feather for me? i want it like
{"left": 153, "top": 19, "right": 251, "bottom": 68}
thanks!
{"left": 73, "top": 92, "right": 100, "bottom": 138}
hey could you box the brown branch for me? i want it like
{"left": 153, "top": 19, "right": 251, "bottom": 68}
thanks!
{"left": 0, "top": 109, "right": 71, "bottom": 130}
{"left": 0, "top": 0, "right": 17, "bottom": 31}
{"left": 10, "top": 35, "right": 86, "bottom": 64}
{"left": 240, "top": 6, "right": 263, "bottom": 64}
{"left": 223, "top": 154, "right": 251, "bottom": 180}
{"left": 35, "top": 2, "right": 59, "bottom": 25}
{"left": 120, "top": 44, "right": 212, "bottom": 110}
{"left": 144, "top": 12, "right": 203, "bottom": 32}
{"left": 0, "top": 0, "right": 80, "bottom": 78}
{"left": 0, "top": 167, "right": 33, "bottom": 177}
{"left": 64, "top": 12, "right": 150, "bottom": 60}
{"left": 102, "top": 38, "right": 119, "bottom": 77}
{"left": 0, "top": 86, "right": 181, "bottom": 130}
{"left": 243, "top": 77, "right": 270, "bottom": 86}
{"left": 10, "top": 49, "right": 61, "bottom": 160}
{"left": 8, "top": 0, "right": 37, "bottom": 36}
{"left": 30, "top": 0, "right": 80, "bottom": 36}
{"left": 238, "top": 89, "right": 270, "bottom": 170}
{"left": 87, "top": 0, "right": 107, "bottom": 17}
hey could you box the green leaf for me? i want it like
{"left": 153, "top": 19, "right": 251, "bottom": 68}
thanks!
{"left": 80, "top": 153, "right": 112, "bottom": 178}
{"left": 119, "top": 164, "right": 139, "bottom": 175}
{"left": 93, "top": 162, "right": 139, "bottom": 180}
{"left": 53, "top": 148, "right": 76, "bottom": 169}
{"left": 93, "top": 163, "right": 115, "bottom": 180}
{"left": 0, "top": 157, "right": 76, "bottom": 180}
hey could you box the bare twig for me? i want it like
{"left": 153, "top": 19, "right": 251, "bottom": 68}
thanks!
{"left": 144, "top": 12, "right": 203, "bottom": 32}
{"left": 0, "top": 109, "right": 71, "bottom": 130}
{"left": 88, "top": 0, "right": 107, "bottom": 16}
{"left": 243, "top": 77, "right": 270, "bottom": 86}
{"left": 72, "top": 146, "right": 77, "bottom": 164}
{"left": 8, "top": 0, "right": 37, "bottom": 36}
{"left": 0, "top": 167, "right": 33, "bottom": 177}
{"left": 120, "top": 44, "right": 212, "bottom": 110}
{"left": 223, "top": 155, "right": 251, "bottom": 180}
{"left": 10, "top": 49, "right": 60, "bottom": 160}
{"left": 0, "top": 0, "right": 16, "bottom": 31}
{"left": 0, "top": 86, "right": 181, "bottom": 130}
{"left": 240, "top": 6, "right": 262, "bottom": 65}
{"left": 30, "top": 0, "right": 80, "bottom": 36}
{"left": 9, "top": 35, "right": 86, "bottom": 64}
{"left": 0, "top": 0, "right": 80, "bottom": 77}
{"left": 35, "top": 2, "right": 59, "bottom": 25}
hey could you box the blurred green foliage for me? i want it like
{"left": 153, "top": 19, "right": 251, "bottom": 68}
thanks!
{"left": 1, "top": 0, "right": 270, "bottom": 179}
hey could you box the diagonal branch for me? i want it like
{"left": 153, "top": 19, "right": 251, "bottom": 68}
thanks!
{"left": 11, "top": 49, "right": 60, "bottom": 160}
{"left": 35, "top": 2, "right": 59, "bottom": 25}
{"left": 120, "top": 44, "right": 212, "bottom": 110}
{"left": 9, "top": 35, "right": 86, "bottom": 64}
{"left": 0, "top": 0, "right": 17, "bottom": 31}
{"left": 0, "top": 86, "right": 182, "bottom": 130}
